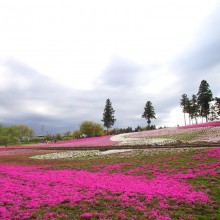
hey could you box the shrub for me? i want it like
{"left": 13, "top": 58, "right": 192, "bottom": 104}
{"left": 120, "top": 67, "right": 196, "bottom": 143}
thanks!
{"left": 80, "top": 121, "right": 104, "bottom": 137}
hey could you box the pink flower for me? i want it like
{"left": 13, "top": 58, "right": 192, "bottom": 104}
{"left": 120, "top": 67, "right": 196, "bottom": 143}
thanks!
{"left": 178, "top": 121, "right": 220, "bottom": 129}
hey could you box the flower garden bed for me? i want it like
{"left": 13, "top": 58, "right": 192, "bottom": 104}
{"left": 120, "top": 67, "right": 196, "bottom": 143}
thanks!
{"left": 0, "top": 147, "right": 219, "bottom": 219}
{"left": 0, "top": 122, "right": 220, "bottom": 219}
{"left": 0, "top": 135, "right": 118, "bottom": 150}
{"left": 1, "top": 122, "right": 220, "bottom": 150}
{"left": 178, "top": 120, "right": 220, "bottom": 129}
{"left": 122, "top": 125, "right": 220, "bottom": 144}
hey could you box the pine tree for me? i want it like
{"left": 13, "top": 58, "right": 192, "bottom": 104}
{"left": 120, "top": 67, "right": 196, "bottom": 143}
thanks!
{"left": 102, "top": 98, "right": 116, "bottom": 131}
{"left": 180, "top": 94, "right": 189, "bottom": 125}
{"left": 215, "top": 97, "right": 220, "bottom": 115}
{"left": 185, "top": 97, "right": 192, "bottom": 125}
{"left": 142, "top": 101, "right": 156, "bottom": 127}
{"left": 190, "top": 94, "right": 199, "bottom": 124}
{"left": 197, "top": 80, "right": 213, "bottom": 122}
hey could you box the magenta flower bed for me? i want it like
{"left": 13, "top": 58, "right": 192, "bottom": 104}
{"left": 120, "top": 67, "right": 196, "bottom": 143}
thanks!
{"left": 0, "top": 147, "right": 219, "bottom": 219}
{"left": 0, "top": 166, "right": 210, "bottom": 219}
{"left": 0, "top": 135, "right": 118, "bottom": 149}
{"left": 178, "top": 121, "right": 220, "bottom": 129}
{"left": 35, "top": 135, "right": 117, "bottom": 148}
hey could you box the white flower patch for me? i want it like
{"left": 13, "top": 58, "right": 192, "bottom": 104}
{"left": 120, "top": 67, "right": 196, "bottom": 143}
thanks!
{"left": 30, "top": 149, "right": 134, "bottom": 160}
{"left": 123, "top": 126, "right": 220, "bottom": 143}
{"left": 30, "top": 147, "right": 206, "bottom": 160}
{"left": 110, "top": 133, "right": 129, "bottom": 142}
{"left": 30, "top": 150, "right": 100, "bottom": 159}
{"left": 110, "top": 133, "right": 176, "bottom": 146}
{"left": 100, "top": 149, "right": 133, "bottom": 155}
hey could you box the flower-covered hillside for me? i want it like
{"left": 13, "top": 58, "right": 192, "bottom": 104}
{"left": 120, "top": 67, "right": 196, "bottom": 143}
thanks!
{"left": 178, "top": 121, "right": 220, "bottom": 129}
{"left": 0, "top": 135, "right": 118, "bottom": 149}
{"left": 1, "top": 121, "right": 220, "bottom": 149}
{"left": 113, "top": 121, "right": 220, "bottom": 145}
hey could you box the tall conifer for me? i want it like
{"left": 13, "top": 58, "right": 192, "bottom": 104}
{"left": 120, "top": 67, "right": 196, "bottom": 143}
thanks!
{"left": 180, "top": 94, "right": 189, "bottom": 125}
{"left": 190, "top": 94, "right": 199, "bottom": 124}
{"left": 102, "top": 99, "right": 116, "bottom": 131}
{"left": 197, "top": 80, "right": 213, "bottom": 122}
{"left": 142, "top": 101, "right": 156, "bottom": 127}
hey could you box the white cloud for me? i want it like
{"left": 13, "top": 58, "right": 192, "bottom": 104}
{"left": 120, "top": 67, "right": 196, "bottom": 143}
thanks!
{"left": 160, "top": 106, "right": 184, "bottom": 127}
{"left": 0, "top": 0, "right": 219, "bottom": 133}
{"left": 0, "top": 0, "right": 218, "bottom": 88}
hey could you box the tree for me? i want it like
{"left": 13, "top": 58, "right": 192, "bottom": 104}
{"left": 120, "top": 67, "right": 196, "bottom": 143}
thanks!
{"left": 63, "top": 131, "right": 72, "bottom": 140}
{"left": 208, "top": 104, "right": 219, "bottom": 121}
{"left": 190, "top": 94, "right": 199, "bottom": 124}
{"left": 125, "top": 126, "right": 133, "bottom": 133}
{"left": 102, "top": 98, "right": 116, "bottom": 131}
{"left": 80, "top": 121, "right": 104, "bottom": 137}
{"left": 215, "top": 97, "right": 220, "bottom": 115}
{"left": 185, "top": 97, "right": 192, "bottom": 125}
{"left": 134, "top": 125, "right": 141, "bottom": 132}
{"left": 0, "top": 124, "right": 34, "bottom": 146}
{"left": 45, "top": 134, "right": 53, "bottom": 141}
{"left": 208, "top": 97, "right": 220, "bottom": 121}
{"left": 142, "top": 101, "right": 156, "bottom": 127}
{"left": 197, "top": 80, "right": 213, "bottom": 122}
{"left": 54, "top": 133, "right": 62, "bottom": 141}
{"left": 17, "top": 124, "right": 35, "bottom": 142}
{"left": 0, "top": 135, "right": 10, "bottom": 147}
{"left": 180, "top": 94, "right": 189, "bottom": 125}
{"left": 72, "top": 130, "right": 82, "bottom": 139}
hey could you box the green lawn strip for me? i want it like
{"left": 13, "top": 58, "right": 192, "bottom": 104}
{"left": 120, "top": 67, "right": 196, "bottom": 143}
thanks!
{"left": 159, "top": 128, "right": 211, "bottom": 142}
{"left": 187, "top": 175, "right": 220, "bottom": 220}
{"left": 0, "top": 148, "right": 208, "bottom": 172}
{"left": 30, "top": 192, "right": 216, "bottom": 220}
{"left": 31, "top": 196, "right": 145, "bottom": 219}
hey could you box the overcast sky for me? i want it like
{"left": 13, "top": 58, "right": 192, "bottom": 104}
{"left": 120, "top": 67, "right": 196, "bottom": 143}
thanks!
{"left": 0, "top": 0, "right": 220, "bottom": 134}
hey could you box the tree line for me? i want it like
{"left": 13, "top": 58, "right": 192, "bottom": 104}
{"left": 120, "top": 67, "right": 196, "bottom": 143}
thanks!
{"left": 180, "top": 80, "right": 220, "bottom": 125}
{"left": 0, "top": 124, "right": 35, "bottom": 146}
{"left": 68, "top": 99, "right": 157, "bottom": 139}
{"left": 1, "top": 79, "right": 219, "bottom": 145}
{"left": 0, "top": 97, "right": 157, "bottom": 145}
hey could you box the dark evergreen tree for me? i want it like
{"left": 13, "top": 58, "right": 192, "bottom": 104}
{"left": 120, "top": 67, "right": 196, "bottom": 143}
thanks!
{"left": 134, "top": 125, "right": 141, "bottom": 132}
{"left": 126, "top": 126, "right": 133, "bottom": 133}
{"left": 102, "top": 98, "right": 116, "bottom": 131}
{"left": 142, "top": 101, "right": 156, "bottom": 127}
{"left": 186, "top": 97, "right": 192, "bottom": 125}
{"left": 180, "top": 94, "right": 189, "bottom": 125}
{"left": 190, "top": 94, "right": 199, "bottom": 124}
{"left": 215, "top": 97, "right": 220, "bottom": 115}
{"left": 197, "top": 80, "right": 213, "bottom": 122}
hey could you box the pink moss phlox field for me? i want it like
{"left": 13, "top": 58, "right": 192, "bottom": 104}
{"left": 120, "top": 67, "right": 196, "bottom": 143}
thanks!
{"left": 0, "top": 166, "right": 210, "bottom": 219}
{"left": 125, "top": 124, "right": 220, "bottom": 143}
{"left": 41, "top": 135, "right": 117, "bottom": 147}
{"left": 1, "top": 148, "right": 219, "bottom": 219}
{"left": 206, "top": 146, "right": 220, "bottom": 158}
{"left": 0, "top": 135, "right": 118, "bottom": 149}
{"left": 178, "top": 121, "right": 220, "bottom": 129}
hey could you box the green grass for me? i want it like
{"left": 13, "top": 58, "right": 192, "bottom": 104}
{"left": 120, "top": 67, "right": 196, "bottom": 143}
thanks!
{"left": 160, "top": 129, "right": 208, "bottom": 142}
